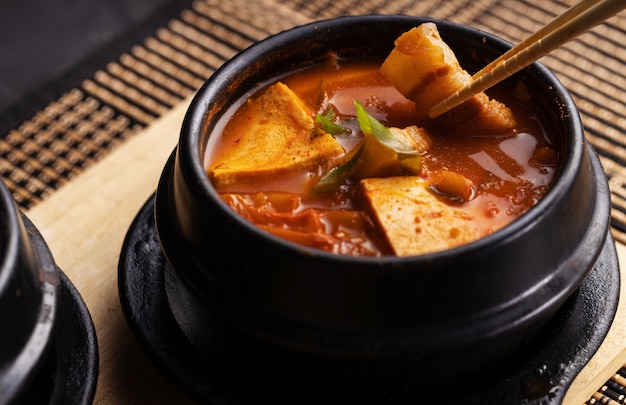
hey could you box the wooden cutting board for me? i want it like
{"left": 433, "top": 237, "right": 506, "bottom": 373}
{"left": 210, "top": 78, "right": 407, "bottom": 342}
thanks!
{"left": 24, "top": 96, "right": 626, "bottom": 404}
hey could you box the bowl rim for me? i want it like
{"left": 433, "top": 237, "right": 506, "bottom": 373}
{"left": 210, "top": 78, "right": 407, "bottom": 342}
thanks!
{"left": 0, "top": 180, "right": 21, "bottom": 292}
{"left": 178, "top": 14, "right": 586, "bottom": 264}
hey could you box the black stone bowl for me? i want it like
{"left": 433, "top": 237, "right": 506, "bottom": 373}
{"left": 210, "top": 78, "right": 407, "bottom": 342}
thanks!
{"left": 0, "top": 178, "right": 98, "bottom": 404}
{"left": 153, "top": 15, "right": 613, "bottom": 392}
{"left": 0, "top": 179, "right": 59, "bottom": 403}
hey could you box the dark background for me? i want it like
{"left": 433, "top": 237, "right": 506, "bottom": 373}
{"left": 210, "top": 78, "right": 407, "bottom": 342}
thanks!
{"left": 0, "top": 0, "right": 192, "bottom": 132}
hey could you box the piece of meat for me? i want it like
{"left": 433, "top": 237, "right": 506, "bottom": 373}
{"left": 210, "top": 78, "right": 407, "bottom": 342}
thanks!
{"left": 380, "top": 23, "right": 516, "bottom": 132}
{"left": 360, "top": 176, "right": 485, "bottom": 256}
{"left": 388, "top": 125, "right": 431, "bottom": 152}
{"left": 208, "top": 82, "right": 344, "bottom": 190}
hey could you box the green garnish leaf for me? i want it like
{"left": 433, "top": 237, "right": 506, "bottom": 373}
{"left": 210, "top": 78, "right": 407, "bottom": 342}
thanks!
{"left": 310, "top": 143, "right": 364, "bottom": 195}
{"left": 354, "top": 100, "right": 418, "bottom": 155}
{"left": 315, "top": 108, "right": 347, "bottom": 135}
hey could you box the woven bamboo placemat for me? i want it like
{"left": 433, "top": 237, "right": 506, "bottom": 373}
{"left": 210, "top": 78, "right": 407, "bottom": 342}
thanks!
{"left": 2, "top": 0, "right": 626, "bottom": 403}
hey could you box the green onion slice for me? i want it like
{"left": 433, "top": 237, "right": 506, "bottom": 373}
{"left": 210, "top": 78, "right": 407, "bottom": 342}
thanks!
{"left": 354, "top": 100, "right": 418, "bottom": 155}
{"left": 310, "top": 142, "right": 364, "bottom": 195}
{"left": 315, "top": 108, "right": 347, "bottom": 135}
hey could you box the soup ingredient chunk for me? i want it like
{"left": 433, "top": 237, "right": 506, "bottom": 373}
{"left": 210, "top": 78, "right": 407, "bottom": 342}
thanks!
{"left": 380, "top": 22, "right": 516, "bottom": 131}
{"left": 351, "top": 125, "right": 430, "bottom": 179}
{"left": 360, "top": 176, "right": 486, "bottom": 256}
{"left": 208, "top": 82, "right": 345, "bottom": 190}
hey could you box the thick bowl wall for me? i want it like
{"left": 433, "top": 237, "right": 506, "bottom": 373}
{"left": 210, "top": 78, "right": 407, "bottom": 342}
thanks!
{"left": 155, "top": 15, "right": 611, "bottom": 385}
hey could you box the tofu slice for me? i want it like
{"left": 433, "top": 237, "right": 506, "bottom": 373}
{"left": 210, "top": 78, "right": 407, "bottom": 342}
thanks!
{"left": 380, "top": 23, "right": 516, "bottom": 131}
{"left": 209, "top": 82, "right": 344, "bottom": 189}
{"left": 360, "top": 176, "right": 484, "bottom": 256}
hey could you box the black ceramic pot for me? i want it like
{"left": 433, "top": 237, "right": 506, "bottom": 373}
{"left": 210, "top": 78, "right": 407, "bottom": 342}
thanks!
{"left": 154, "top": 15, "right": 612, "bottom": 391}
{"left": 0, "top": 179, "right": 99, "bottom": 404}
{"left": 0, "top": 180, "right": 59, "bottom": 403}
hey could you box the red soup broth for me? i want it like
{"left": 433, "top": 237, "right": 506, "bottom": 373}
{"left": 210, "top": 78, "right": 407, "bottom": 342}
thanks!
{"left": 204, "top": 58, "right": 561, "bottom": 256}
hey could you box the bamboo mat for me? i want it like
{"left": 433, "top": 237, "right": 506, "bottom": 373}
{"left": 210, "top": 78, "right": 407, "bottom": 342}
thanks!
{"left": 2, "top": 0, "right": 626, "bottom": 403}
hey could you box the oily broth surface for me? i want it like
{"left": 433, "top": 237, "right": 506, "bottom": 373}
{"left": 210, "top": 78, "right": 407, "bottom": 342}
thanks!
{"left": 205, "top": 59, "right": 560, "bottom": 256}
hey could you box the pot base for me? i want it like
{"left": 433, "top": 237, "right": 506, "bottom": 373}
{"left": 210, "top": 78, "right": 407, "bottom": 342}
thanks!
{"left": 119, "top": 195, "right": 619, "bottom": 403}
